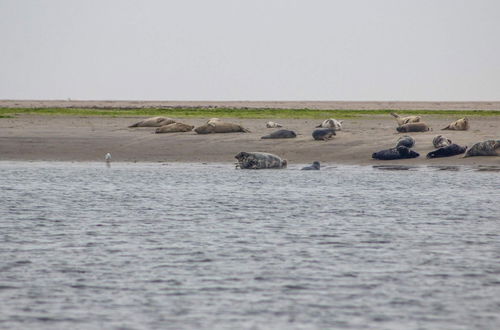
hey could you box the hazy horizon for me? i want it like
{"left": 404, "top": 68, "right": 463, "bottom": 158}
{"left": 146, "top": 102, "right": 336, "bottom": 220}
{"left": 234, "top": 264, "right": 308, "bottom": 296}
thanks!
{"left": 1, "top": 0, "right": 499, "bottom": 101}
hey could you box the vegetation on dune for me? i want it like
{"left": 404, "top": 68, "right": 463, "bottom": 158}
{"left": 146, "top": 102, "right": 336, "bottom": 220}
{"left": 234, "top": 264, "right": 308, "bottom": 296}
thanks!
{"left": 0, "top": 107, "right": 499, "bottom": 119}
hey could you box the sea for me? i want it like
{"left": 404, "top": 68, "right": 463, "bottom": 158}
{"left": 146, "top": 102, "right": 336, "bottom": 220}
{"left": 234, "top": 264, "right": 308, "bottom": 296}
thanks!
{"left": 0, "top": 162, "right": 499, "bottom": 330}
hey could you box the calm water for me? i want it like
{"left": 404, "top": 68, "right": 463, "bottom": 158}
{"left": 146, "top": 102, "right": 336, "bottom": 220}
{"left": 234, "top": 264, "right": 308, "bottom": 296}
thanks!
{"left": 1, "top": 162, "right": 499, "bottom": 330}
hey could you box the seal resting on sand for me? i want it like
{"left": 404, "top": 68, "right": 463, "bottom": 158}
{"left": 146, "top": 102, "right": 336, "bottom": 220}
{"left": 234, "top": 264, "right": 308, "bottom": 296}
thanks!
{"left": 207, "top": 118, "right": 221, "bottom": 125}
{"left": 396, "top": 122, "right": 430, "bottom": 133}
{"left": 316, "top": 119, "right": 343, "bottom": 130}
{"left": 442, "top": 117, "right": 469, "bottom": 131}
{"left": 266, "top": 121, "right": 283, "bottom": 128}
{"left": 129, "top": 117, "right": 176, "bottom": 128}
{"left": 390, "top": 113, "right": 421, "bottom": 126}
{"left": 463, "top": 140, "right": 500, "bottom": 157}
{"left": 155, "top": 123, "right": 194, "bottom": 133}
{"left": 372, "top": 146, "right": 420, "bottom": 160}
{"left": 426, "top": 144, "right": 467, "bottom": 158}
{"left": 312, "top": 128, "right": 336, "bottom": 141}
{"left": 301, "top": 161, "right": 320, "bottom": 170}
{"left": 261, "top": 129, "right": 296, "bottom": 139}
{"left": 235, "top": 152, "right": 287, "bottom": 169}
{"left": 432, "top": 135, "right": 452, "bottom": 148}
{"left": 195, "top": 121, "right": 249, "bottom": 134}
{"left": 396, "top": 136, "right": 415, "bottom": 148}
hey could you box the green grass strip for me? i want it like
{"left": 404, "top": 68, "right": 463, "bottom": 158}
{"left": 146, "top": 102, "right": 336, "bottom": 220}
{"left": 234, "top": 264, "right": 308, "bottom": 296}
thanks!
{"left": 0, "top": 107, "right": 499, "bottom": 119}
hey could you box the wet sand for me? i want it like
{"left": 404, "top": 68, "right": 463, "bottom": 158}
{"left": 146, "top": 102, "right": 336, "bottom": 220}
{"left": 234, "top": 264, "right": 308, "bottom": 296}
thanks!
{"left": 1, "top": 114, "right": 499, "bottom": 166}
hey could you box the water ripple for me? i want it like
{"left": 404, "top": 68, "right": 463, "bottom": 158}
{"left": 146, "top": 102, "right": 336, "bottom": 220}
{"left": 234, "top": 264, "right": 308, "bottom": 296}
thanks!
{"left": 0, "top": 162, "right": 499, "bottom": 329}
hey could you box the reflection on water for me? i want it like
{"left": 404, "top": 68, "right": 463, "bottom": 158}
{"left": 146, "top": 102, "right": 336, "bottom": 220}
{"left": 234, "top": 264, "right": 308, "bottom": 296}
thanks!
{"left": 372, "top": 165, "right": 419, "bottom": 171}
{"left": 373, "top": 164, "right": 500, "bottom": 172}
{"left": 476, "top": 165, "right": 500, "bottom": 172}
{"left": 427, "top": 165, "right": 462, "bottom": 171}
{"left": 0, "top": 162, "right": 499, "bottom": 329}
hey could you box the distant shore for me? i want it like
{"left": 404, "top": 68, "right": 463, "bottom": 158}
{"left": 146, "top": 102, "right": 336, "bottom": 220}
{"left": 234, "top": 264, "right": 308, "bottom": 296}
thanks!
{"left": 1, "top": 100, "right": 500, "bottom": 110}
{"left": 0, "top": 113, "right": 498, "bottom": 165}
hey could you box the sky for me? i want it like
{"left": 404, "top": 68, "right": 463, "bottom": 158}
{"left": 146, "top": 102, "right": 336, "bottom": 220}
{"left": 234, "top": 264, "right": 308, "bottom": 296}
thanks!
{"left": 1, "top": 0, "right": 499, "bottom": 101}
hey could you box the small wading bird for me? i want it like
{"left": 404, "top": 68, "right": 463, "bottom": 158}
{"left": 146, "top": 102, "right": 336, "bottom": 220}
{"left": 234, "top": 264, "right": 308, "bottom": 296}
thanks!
{"left": 105, "top": 153, "right": 111, "bottom": 162}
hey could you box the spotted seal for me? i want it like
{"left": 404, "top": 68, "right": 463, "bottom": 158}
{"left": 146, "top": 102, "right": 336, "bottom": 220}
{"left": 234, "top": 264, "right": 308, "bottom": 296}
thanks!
{"left": 432, "top": 135, "right": 452, "bottom": 148}
{"left": 463, "top": 140, "right": 500, "bottom": 157}
{"left": 390, "top": 112, "right": 421, "bottom": 126}
{"left": 396, "top": 135, "right": 415, "bottom": 148}
{"left": 301, "top": 161, "right": 320, "bottom": 170}
{"left": 426, "top": 144, "right": 467, "bottom": 159}
{"left": 372, "top": 146, "right": 420, "bottom": 160}
{"left": 396, "top": 122, "right": 430, "bottom": 133}
{"left": 195, "top": 121, "right": 249, "bottom": 134}
{"left": 129, "top": 117, "right": 176, "bottom": 128}
{"left": 266, "top": 121, "right": 283, "bottom": 128}
{"left": 316, "top": 119, "right": 343, "bottom": 130}
{"left": 312, "top": 128, "right": 336, "bottom": 141}
{"left": 235, "top": 152, "right": 287, "bottom": 169}
{"left": 442, "top": 117, "right": 469, "bottom": 131}
{"left": 155, "top": 123, "right": 194, "bottom": 133}
{"left": 261, "top": 129, "right": 296, "bottom": 139}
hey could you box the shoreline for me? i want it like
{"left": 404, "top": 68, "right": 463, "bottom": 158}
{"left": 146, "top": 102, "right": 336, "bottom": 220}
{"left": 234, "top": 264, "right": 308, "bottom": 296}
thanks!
{"left": 0, "top": 114, "right": 499, "bottom": 166}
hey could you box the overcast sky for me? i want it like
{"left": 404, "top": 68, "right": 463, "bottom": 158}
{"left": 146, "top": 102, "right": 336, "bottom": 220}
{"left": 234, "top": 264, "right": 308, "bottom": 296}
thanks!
{"left": 1, "top": 0, "right": 499, "bottom": 101}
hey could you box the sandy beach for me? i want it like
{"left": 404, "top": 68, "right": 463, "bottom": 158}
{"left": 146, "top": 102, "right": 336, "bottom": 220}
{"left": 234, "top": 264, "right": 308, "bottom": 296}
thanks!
{"left": 1, "top": 112, "right": 499, "bottom": 166}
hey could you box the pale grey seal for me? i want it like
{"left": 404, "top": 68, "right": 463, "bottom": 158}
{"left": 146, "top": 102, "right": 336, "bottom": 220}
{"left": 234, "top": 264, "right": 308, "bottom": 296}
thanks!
{"left": 396, "top": 122, "right": 430, "bottom": 133}
{"left": 155, "top": 123, "right": 194, "bottom": 133}
{"left": 195, "top": 121, "right": 249, "bottom": 134}
{"left": 442, "top": 117, "right": 469, "bottom": 130}
{"left": 432, "top": 135, "right": 452, "bottom": 148}
{"left": 316, "top": 119, "right": 343, "bottom": 130}
{"left": 390, "top": 112, "right": 421, "bottom": 126}
{"left": 463, "top": 140, "right": 500, "bottom": 157}
{"left": 129, "top": 117, "right": 176, "bottom": 128}
{"left": 235, "top": 152, "right": 287, "bottom": 169}
{"left": 266, "top": 121, "right": 283, "bottom": 128}
{"left": 396, "top": 136, "right": 415, "bottom": 148}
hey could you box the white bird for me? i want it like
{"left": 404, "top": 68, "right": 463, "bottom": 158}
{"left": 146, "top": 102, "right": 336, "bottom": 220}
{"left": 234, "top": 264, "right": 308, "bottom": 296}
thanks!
{"left": 105, "top": 153, "right": 111, "bottom": 162}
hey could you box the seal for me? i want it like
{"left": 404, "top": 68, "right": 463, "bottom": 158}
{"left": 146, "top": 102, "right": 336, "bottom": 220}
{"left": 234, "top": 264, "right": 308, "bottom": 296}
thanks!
{"left": 261, "top": 129, "right": 296, "bottom": 139}
{"left": 194, "top": 121, "right": 250, "bottom": 134}
{"left": 432, "top": 135, "right": 452, "bottom": 148}
{"left": 155, "top": 122, "right": 194, "bottom": 133}
{"left": 463, "top": 140, "right": 500, "bottom": 157}
{"left": 390, "top": 112, "right": 421, "bottom": 126}
{"left": 316, "top": 119, "right": 343, "bottom": 130}
{"left": 312, "top": 128, "right": 336, "bottom": 141}
{"left": 235, "top": 152, "right": 287, "bottom": 169}
{"left": 266, "top": 121, "right": 283, "bottom": 128}
{"left": 207, "top": 118, "right": 221, "bottom": 125}
{"left": 442, "top": 117, "right": 469, "bottom": 130}
{"left": 372, "top": 146, "right": 420, "bottom": 160}
{"left": 301, "top": 161, "right": 320, "bottom": 170}
{"left": 396, "top": 122, "right": 430, "bottom": 133}
{"left": 396, "top": 135, "right": 415, "bottom": 148}
{"left": 129, "top": 117, "right": 176, "bottom": 128}
{"left": 426, "top": 144, "right": 467, "bottom": 158}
